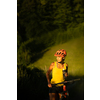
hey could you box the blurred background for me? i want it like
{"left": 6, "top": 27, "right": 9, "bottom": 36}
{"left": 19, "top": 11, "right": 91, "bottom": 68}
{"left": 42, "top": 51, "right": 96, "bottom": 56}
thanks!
{"left": 17, "top": 0, "right": 84, "bottom": 100}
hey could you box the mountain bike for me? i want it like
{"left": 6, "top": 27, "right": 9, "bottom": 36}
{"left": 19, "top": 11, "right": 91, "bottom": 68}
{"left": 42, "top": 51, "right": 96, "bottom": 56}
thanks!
{"left": 51, "top": 78, "right": 81, "bottom": 100}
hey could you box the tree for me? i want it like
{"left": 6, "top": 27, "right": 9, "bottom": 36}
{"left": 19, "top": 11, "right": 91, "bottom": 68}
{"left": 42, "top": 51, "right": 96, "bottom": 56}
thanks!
{"left": 53, "top": 0, "right": 72, "bottom": 29}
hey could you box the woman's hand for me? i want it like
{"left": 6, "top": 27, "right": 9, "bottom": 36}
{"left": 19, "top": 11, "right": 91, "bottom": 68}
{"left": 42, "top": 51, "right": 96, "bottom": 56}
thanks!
{"left": 48, "top": 83, "right": 52, "bottom": 87}
{"left": 65, "top": 72, "right": 68, "bottom": 77}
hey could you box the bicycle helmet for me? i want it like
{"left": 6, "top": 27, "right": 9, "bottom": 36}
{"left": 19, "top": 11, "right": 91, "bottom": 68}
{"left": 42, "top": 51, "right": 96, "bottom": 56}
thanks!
{"left": 54, "top": 49, "right": 67, "bottom": 57}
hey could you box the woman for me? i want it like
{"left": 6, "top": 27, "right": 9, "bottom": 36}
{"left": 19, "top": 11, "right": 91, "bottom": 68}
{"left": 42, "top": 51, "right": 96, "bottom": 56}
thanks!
{"left": 46, "top": 49, "right": 68, "bottom": 100}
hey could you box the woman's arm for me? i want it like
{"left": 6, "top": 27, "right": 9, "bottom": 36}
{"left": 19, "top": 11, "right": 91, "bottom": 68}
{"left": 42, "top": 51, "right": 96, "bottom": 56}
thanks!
{"left": 65, "top": 63, "right": 68, "bottom": 77}
{"left": 46, "top": 62, "right": 54, "bottom": 87}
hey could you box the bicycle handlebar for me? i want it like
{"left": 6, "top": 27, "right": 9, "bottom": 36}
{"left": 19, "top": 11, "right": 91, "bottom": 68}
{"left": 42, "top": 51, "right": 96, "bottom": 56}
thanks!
{"left": 51, "top": 78, "right": 81, "bottom": 86}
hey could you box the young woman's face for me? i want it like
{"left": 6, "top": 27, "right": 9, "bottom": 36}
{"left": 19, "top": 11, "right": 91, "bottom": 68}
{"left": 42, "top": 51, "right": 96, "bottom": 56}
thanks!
{"left": 57, "top": 56, "right": 63, "bottom": 62}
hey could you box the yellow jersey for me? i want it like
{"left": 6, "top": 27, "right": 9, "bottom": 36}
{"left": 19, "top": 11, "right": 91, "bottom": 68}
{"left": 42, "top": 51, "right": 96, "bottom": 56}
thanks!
{"left": 51, "top": 62, "right": 66, "bottom": 86}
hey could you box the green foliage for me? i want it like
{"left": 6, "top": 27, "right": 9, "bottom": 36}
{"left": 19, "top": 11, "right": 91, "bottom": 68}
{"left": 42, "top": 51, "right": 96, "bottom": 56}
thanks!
{"left": 53, "top": 0, "right": 72, "bottom": 29}
{"left": 17, "top": 34, "right": 22, "bottom": 48}
{"left": 48, "top": 22, "right": 84, "bottom": 45}
{"left": 17, "top": 38, "right": 34, "bottom": 66}
{"left": 72, "top": 0, "right": 84, "bottom": 23}
{"left": 17, "top": 0, "right": 84, "bottom": 39}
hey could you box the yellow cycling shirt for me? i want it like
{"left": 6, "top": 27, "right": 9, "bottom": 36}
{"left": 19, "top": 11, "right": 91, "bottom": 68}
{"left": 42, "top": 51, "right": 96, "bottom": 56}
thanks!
{"left": 51, "top": 62, "right": 66, "bottom": 86}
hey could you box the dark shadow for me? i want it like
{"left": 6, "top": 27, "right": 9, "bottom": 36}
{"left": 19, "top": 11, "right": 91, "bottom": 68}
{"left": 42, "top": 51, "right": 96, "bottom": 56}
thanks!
{"left": 66, "top": 75, "right": 84, "bottom": 100}
{"left": 17, "top": 66, "right": 49, "bottom": 100}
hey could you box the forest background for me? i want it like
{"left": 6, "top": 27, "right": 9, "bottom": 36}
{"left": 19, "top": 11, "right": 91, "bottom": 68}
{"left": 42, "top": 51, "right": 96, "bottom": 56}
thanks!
{"left": 17, "top": 0, "right": 84, "bottom": 100}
